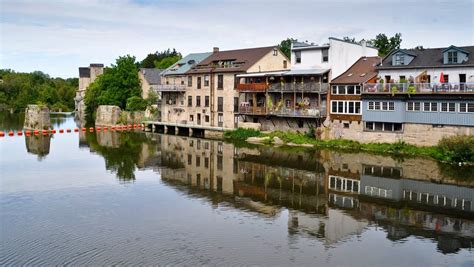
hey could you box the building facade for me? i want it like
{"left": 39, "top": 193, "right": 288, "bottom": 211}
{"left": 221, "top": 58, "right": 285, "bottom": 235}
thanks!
{"left": 236, "top": 38, "right": 377, "bottom": 132}
{"left": 75, "top": 63, "right": 104, "bottom": 119}
{"left": 138, "top": 68, "right": 164, "bottom": 99}
{"left": 360, "top": 46, "right": 474, "bottom": 146}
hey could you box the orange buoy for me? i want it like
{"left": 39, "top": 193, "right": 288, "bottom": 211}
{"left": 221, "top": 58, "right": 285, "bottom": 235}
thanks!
{"left": 25, "top": 130, "right": 31, "bottom": 135}
{"left": 103, "top": 127, "right": 108, "bottom": 131}
{"left": 17, "top": 131, "right": 23, "bottom": 136}
{"left": 0, "top": 131, "right": 4, "bottom": 137}
{"left": 50, "top": 129, "right": 56, "bottom": 134}
{"left": 8, "top": 131, "right": 14, "bottom": 136}
{"left": 34, "top": 130, "right": 39, "bottom": 135}
{"left": 82, "top": 127, "right": 86, "bottom": 132}
{"left": 74, "top": 128, "right": 79, "bottom": 132}
{"left": 128, "top": 124, "right": 132, "bottom": 128}
{"left": 96, "top": 126, "right": 101, "bottom": 131}
{"left": 42, "top": 130, "right": 48, "bottom": 135}
{"left": 66, "top": 129, "right": 71, "bottom": 133}
{"left": 26, "top": 132, "right": 31, "bottom": 137}
{"left": 59, "top": 129, "right": 64, "bottom": 133}
{"left": 89, "top": 127, "right": 94, "bottom": 132}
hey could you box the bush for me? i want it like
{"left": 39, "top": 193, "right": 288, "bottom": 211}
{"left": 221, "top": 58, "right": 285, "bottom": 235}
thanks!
{"left": 126, "top": 96, "right": 147, "bottom": 111}
{"left": 437, "top": 135, "right": 474, "bottom": 163}
{"left": 224, "top": 128, "right": 262, "bottom": 141}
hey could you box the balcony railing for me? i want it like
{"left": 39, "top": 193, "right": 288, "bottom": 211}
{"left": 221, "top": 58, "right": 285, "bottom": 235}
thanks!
{"left": 239, "top": 104, "right": 326, "bottom": 117}
{"left": 363, "top": 82, "right": 474, "bottom": 94}
{"left": 236, "top": 83, "right": 268, "bottom": 92}
{"left": 268, "top": 82, "right": 329, "bottom": 93}
{"left": 156, "top": 84, "right": 187, "bottom": 92}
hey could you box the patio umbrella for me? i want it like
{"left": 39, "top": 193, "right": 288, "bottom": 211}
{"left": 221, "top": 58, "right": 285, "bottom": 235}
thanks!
{"left": 440, "top": 72, "right": 445, "bottom": 83}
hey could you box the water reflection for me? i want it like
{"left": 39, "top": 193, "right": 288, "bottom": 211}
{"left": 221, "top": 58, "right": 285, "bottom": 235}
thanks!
{"left": 24, "top": 134, "right": 51, "bottom": 159}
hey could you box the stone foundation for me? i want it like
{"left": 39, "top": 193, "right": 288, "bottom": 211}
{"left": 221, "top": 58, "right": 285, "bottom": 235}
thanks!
{"left": 95, "top": 105, "right": 145, "bottom": 126}
{"left": 23, "top": 105, "right": 51, "bottom": 130}
{"left": 324, "top": 120, "right": 474, "bottom": 146}
{"left": 242, "top": 116, "right": 321, "bottom": 133}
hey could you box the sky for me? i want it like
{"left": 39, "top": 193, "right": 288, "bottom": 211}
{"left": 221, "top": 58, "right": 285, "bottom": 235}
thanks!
{"left": 1, "top": 0, "right": 473, "bottom": 78}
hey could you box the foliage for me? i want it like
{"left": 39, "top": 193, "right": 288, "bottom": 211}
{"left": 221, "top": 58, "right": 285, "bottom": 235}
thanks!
{"left": 370, "top": 33, "right": 402, "bottom": 57}
{"left": 437, "top": 135, "right": 474, "bottom": 163}
{"left": 224, "top": 128, "right": 262, "bottom": 141}
{"left": 85, "top": 55, "right": 142, "bottom": 122}
{"left": 126, "top": 96, "right": 148, "bottom": 111}
{"left": 0, "top": 69, "right": 77, "bottom": 112}
{"left": 140, "top": 48, "right": 182, "bottom": 68}
{"left": 278, "top": 38, "right": 296, "bottom": 59}
{"left": 146, "top": 91, "right": 159, "bottom": 106}
{"left": 154, "top": 55, "right": 182, "bottom": 69}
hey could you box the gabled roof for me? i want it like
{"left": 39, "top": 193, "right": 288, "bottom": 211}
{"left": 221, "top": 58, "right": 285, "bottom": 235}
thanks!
{"left": 186, "top": 46, "right": 278, "bottom": 74}
{"left": 139, "top": 68, "right": 164, "bottom": 85}
{"left": 379, "top": 46, "right": 474, "bottom": 69}
{"left": 442, "top": 45, "right": 469, "bottom": 54}
{"left": 161, "top": 52, "right": 212, "bottom": 76}
{"left": 331, "top": 56, "right": 381, "bottom": 84}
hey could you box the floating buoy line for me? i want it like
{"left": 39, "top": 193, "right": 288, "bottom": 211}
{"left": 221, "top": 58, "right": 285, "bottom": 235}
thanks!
{"left": 0, "top": 124, "right": 143, "bottom": 138}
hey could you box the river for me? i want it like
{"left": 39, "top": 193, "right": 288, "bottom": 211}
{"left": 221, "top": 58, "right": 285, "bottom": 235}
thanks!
{"left": 0, "top": 114, "right": 473, "bottom": 266}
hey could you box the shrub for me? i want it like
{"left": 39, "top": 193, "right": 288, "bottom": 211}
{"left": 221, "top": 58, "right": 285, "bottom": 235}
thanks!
{"left": 437, "top": 135, "right": 474, "bottom": 163}
{"left": 126, "top": 96, "right": 147, "bottom": 111}
{"left": 224, "top": 128, "right": 262, "bottom": 141}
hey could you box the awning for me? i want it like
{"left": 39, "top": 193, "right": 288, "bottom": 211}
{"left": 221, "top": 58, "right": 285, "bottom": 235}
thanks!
{"left": 236, "top": 71, "right": 288, "bottom": 78}
{"left": 283, "top": 69, "right": 330, "bottom": 76}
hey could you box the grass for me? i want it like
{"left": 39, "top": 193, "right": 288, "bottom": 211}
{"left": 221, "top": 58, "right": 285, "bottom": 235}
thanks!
{"left": 224, "top": 128, "right": 474, "bottom": 165}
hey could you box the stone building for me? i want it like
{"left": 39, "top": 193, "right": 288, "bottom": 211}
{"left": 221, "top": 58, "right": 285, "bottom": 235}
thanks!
{"left": 138, "top": 68, "right": 164, "bottom": 99}
{"left": 75, "top": 63, "right": 104, "bottom": 119}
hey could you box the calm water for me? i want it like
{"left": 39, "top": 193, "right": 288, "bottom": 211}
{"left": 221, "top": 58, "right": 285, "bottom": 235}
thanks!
{"left": 0, "top": 114, "right": 473, "bottom": 266}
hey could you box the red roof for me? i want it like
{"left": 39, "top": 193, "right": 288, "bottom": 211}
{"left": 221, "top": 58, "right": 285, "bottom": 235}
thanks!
{"left": 331, "top": 56, "right": 381, "bottom": 84}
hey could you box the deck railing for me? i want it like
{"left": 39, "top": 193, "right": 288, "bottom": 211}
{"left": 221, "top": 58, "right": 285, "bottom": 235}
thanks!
{"left": 239, "top": 104, "right": 325, "bottom": 117}
{"left": 363, "top": 82, "right": 474, "bottom": 94}
{"left": 156, "top": 84, "right": 187, "bottom": 92}
{"left": 268, "top": 82, "right": 329, "bottom": 93}
{"left": 236, "top": 83, "right": 268, "bottom": 92}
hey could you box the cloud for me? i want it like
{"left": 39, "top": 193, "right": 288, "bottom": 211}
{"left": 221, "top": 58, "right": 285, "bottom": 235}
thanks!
{"left": 1, "top": 0, "right": 473, "bottom": 78}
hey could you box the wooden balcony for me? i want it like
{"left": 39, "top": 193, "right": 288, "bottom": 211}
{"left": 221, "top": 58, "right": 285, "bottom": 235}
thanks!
{"left": 239, "top": 106, "right": 266, "bottom": 115}
{"left": 239, "top": 104, "right": 326, "bottom": 118}
{"left": 156, "top": 84, "right": 186, "bottom": 92}
{"left": 362, "top": 83, "right": 474, "bottom": 94}
{"left": 236, "top": 83, "right": 268, "bottom": 92}
{"left": 268, "top": 82, "right": 329, "bottom": 93}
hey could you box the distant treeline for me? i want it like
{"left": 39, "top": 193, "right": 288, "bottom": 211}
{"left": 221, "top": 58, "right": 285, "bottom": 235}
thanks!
{"left": 0, "top": 69, "right": 78, "bottom": 112}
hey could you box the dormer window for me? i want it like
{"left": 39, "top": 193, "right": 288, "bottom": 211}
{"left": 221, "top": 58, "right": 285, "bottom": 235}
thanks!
{"left": 395, "top": 54, "right": 405, "bottom": 65}
{"left": 447, "top": 51, "right": 458, "bottom": 64}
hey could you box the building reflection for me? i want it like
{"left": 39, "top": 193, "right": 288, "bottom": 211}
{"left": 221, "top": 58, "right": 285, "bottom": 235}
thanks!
{"left": 155, "top": 134, "right": 474, "bottom": 254}
{"left": 25, "top": 134, "right": 51, "bottom": 160}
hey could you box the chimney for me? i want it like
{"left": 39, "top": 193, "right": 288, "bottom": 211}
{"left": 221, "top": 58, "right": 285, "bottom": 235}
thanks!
{"left": 213, "top": 47, "right": 219, "bottom": 53}
{"left": 361, "top": 40, "right": 367, "bottom": 56}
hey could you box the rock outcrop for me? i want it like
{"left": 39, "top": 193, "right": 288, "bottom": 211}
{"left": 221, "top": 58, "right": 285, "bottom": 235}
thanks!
{"left": 23, "top": 105, "right": 51, "bottom": 130}
{"left": 95, "top": 105, "right": 145, "bottom": 126}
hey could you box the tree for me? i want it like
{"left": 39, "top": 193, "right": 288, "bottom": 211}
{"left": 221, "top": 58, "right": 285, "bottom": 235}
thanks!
{"left": 154, "top": 55, "right": 181, "bottom": 69}
{"left": 139, "top": 48, "right": 182, "bottom": 68}
{"left": 370, "top": 33, "right": 402, "bottom": 57}
{"left": 278, "top": 38, "right": 296, "bottom": 59}
{"left": 84, "top": 55, "right": 142, "bottom": 122}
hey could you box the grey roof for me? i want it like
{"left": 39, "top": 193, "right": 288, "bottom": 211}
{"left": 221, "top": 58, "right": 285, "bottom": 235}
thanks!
{"left": 379, "top": 45, "right": 474, "bottom": 70}
{"left": 161, "top": 52, "right": 212, "bottom": 76}
{"left": 139, "top": 68, "right": 164, "bottom": 85}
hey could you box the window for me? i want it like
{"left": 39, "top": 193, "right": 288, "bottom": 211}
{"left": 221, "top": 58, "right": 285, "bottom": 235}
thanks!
{"left": 273, "top": 48, "right": 278, "bottom": 56}
{"left": 217, "top": 155, "right": 223, "bottom": 170}
{"left": 441, "top": 102, "right": 456, "bottom": 112}
{"left": 196, "top": 96, "right": 201, "bottom": 107}
{"left": 423, "top": 102, "right": 437, "bottom": 112}
{"left": 187, "top": 96, "right": 192, "bottom": 107}
{"left": 407, "top": 102, "right": 421, "bottom": 111}
{"left": 347, "top": 85, "right": 355, "bottom": 94}
{"left": 283, "top": 60, "right": 287, "bottom": 69}
{"left": 447, "top": 51, "right": 458, "bottom": 64}
{"left": 205, "top": 96, "right": 209, "bottom": 107}
{"left": 234, "top": 97, "right": 239, "bottom": 113}
{"left": 399, "top": 75, "right": 406, "bottom": 82}
{"left": 196, "top": 156, "right": 200, "bottom": 167}
{"left": 218, "top": 113, "right": 223, "bottom": 127}
{"left": 332, "top": 86, "right": 337, "bottom": 95}
{"left": 365, "top": 122, "right": 403, "bottom": 132}
{"left": 197, "top": 77, "right": 201, "bottom": 89}
{"left": 204, "top": 75, "right": 210, "bottom": 86}
{"left": 368, "top": 101, "right": 374, "bottom": 110}
{"left": 217, "top": 75, "right": 224, "bottom": 89}
{"left": 368, "top": 101, "right": 395, "bottom": 111}
{"left": 187, "top": 76, "right": 192, "bottom": 87}
{"left": 204, "top": 157, "right": 209, "bottom": 168}
{"left": 443, "top": 74, "right": 449, "bottom": 83}
{"left": 322, "top": 48, "right": 329, "bottom": 62}
{"left": 205, "top": 115, "right": 209, "bottom": 122}
{"left": 217, "top": 97, "right": 223, "bottom": 112}
{"left": 395, "top": 53, "right": 405, "bottom": 65}
{"left": 189, "top": 115, "right": 193, "bottom": 122}
{"left": 459, "top": 103, "right": 474, "bottom": 113}
{"left": 331, "top": 101, "right": 362, "bottom": 114}
{"left": 295, "top": 51, "right": 301, "bottom": 63}
{"left": 187, "top": 154, "right": 192, "bottom": 165}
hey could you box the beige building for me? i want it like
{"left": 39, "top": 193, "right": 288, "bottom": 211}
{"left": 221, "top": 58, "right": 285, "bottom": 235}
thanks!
{"left": 75, "top": 63, "right": 104, "bottom": 119}
{"left": 138, "top": 68, "right": 164, "bottom": 99}
{"left": 160, "top": 46, "right": 289, "bottom": 131}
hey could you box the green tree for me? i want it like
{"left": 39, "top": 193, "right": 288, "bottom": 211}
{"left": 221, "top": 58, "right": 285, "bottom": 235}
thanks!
{"left": 370, "top": 33, "right": 402, "bottom": 57}
{"left": 84, "top": 55, "right": 142, "bottom": 122}
{"left": 139, "top": 48, "right": 182, "bottom": 68}
{"left": 154, "top": 55, "right": 181, "bottom": 69}
{"left": 278, "top": 38, "right": 296, "bottom": 59}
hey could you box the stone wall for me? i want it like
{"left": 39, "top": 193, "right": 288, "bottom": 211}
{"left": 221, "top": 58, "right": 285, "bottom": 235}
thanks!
{"left": 23, "top": 105, "right": 51, "bottom": 130}
{"left": 95, "top": 105, "right": 145, "bottom": 126}
{"left": 324, "top": 120, "right": 474, "bottom": 146}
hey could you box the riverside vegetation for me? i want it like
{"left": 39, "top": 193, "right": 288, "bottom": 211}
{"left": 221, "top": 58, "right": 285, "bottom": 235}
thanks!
{"left": 224, "top": 128, "right": 474, "bottom": 165}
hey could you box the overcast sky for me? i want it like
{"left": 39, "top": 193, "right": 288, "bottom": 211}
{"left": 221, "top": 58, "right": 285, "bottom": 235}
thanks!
{"left": 1, "top": 0, "right": 473, "bottom": 78}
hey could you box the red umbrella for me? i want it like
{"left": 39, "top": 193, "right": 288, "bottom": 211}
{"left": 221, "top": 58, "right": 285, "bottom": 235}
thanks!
{"left": 440, "top": 72, "right": 445, "bottom": 83}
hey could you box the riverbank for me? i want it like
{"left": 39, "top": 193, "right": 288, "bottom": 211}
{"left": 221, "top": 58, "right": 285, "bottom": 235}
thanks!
{"left": 224, "top": 128, "right": 474, "bottom": 165}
